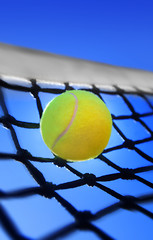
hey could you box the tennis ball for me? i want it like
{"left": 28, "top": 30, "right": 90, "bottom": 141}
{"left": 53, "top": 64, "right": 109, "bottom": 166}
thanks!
{"left": 40, "top": 90, "right": 112, "bottom": 161}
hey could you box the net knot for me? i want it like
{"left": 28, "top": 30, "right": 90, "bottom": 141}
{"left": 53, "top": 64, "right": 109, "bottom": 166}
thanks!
{"left": 76, "top": 211, "right": 93, "bottom": 229}
{"left": 41, "top": 182, "right": 55, "bottom": 199}
{"left": 54, "top": 157, "right": 66, "bottom": 167}
{"left": 82, "top": 173, "right": 96, "bottom": 187}
{"left": 17, "top": 149, "right": 32, "bottom": 162}
{"left": 111, "top": 114, "right": 115, "bottom": 119}
{"left": 0, "top": 114, "right": 13, "bottom": 129}
{"left": 132, "top": 113, "right": 140, "bottom": 121}
{"left": 123, "top": 139, "right": 135, "bottom": 150}
{"left": 113, "top": 86, "right": 124, "bottom": 94}
{"left": 64, "top": 82, "right": 74, "bottom": 90}
{"left": 30, "top": 81, "right": 41, "bottom": 98}
{"left": 120, "top": 168, "right": 135, "bottom": 180}
{"left": 91, "top": 87, "right": 100, "bottom": 96}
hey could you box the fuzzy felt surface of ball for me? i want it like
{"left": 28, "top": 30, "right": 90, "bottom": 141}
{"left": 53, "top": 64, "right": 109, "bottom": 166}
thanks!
{"left": 40, "top": 90, "right": 112, "bottom": 161}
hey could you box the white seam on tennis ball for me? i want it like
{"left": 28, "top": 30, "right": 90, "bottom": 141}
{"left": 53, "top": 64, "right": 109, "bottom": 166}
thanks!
{"left": 52, "top": 93, "right": 78, "bottom": 149}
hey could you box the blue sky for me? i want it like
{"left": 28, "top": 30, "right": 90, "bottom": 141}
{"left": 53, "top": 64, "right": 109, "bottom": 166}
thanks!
{"left": 0, "top": 0, "right": 153, "bottom": 71}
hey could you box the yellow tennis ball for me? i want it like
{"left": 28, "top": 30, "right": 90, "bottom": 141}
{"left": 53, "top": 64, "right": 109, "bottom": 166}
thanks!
{"left": 40, "top": 90, "right": 112, "bottom": 161}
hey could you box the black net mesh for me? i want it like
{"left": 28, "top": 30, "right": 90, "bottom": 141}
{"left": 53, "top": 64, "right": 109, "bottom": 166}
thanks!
{"left": 0, "top": 77, "right": 153, "bottom": 240}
